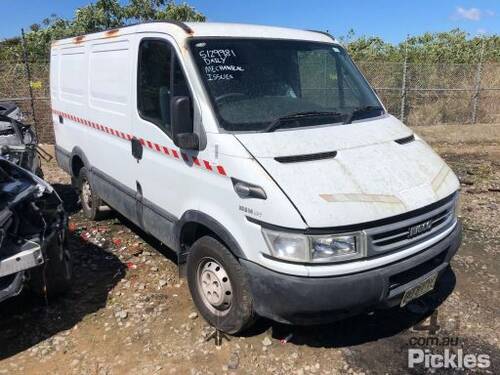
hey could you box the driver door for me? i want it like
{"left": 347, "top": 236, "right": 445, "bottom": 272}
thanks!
{"left": 131, "top": 34, "right": 197, "bottom": 249}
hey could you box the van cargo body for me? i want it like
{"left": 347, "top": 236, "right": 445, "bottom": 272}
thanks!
{"left": 50, "top": 22, "right": 461, "bottom": 333}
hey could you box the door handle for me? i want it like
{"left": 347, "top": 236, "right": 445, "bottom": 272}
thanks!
{"left": 131, "top": 137, "right": 143, "bottom": 160}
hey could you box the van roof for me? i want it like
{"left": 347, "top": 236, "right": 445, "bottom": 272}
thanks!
{"left": 186, "top": 22, "right": 335, "bottom": 42}
{"left": 52, "top": 21, "right": 337, "bottom": 47}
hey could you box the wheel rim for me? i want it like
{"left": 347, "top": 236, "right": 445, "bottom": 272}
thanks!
{"left": 81, "top": 179, "right": 92, "bottom": 209}
{"left": 197, "top": 257, "right": 233, "bottom": 316}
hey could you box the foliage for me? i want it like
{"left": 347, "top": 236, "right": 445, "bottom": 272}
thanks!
{"left": 339, "top": 29, "right": 499, "bottom": 64}
{"left": 0, "top": 0, "right": 205, "bottom": 61}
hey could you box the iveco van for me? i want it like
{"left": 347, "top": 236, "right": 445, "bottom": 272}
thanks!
{"left": 50, "top": 22, "right": 461, "bottom": 333}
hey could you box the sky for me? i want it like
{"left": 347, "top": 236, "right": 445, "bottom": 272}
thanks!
{"left": 0, "top": 0, "right": 498, "bottom": 43}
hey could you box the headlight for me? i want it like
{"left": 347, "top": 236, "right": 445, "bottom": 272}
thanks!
{"left": 261, "top": 229, "right": 309, "bottom": 262}
{"left": 262, "top": 228, "right": 365, "bottom": 263}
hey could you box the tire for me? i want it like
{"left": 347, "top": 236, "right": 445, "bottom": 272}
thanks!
{"left": 187, "top": 236, "right": 256, "bottom": 334}
{"left": 77, "top": 167, "right": 103, "bottom": 220}
{"left": 30, "top": 229, "right": 72, "bottom": 299}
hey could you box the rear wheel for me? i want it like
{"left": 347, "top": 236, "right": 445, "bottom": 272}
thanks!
{"left": 78, "top": 167, "right": 103, "bottom": 220}
{"left": 187, "top": 236, "right": 256, "bottom": 334}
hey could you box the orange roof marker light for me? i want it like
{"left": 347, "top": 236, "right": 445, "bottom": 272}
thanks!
{"left": 73, "top": 35, "right": 85, "bottom": 44}
{"left": 104, "top": 29, "right": 120, "bottom": 38}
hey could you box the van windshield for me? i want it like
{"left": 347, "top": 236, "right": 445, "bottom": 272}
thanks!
{"left": 189, "top": 38, "right": 384, "bottom": 132}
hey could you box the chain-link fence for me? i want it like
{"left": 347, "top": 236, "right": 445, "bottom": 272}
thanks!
{"left": 0, "top": 60, "right": 52, "bottom": 142}
{"left": 357, "top": 61, "right": 500, "bottom": 126}
{"left": 0, "top": 59, "right": 499, "bottom": 143}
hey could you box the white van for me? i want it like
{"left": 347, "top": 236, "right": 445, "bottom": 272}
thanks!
{"left": 50, "top": 21, "right": 462, "bottom": 333}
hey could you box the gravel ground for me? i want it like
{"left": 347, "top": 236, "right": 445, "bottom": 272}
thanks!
{"left": 0, "top": 124, "right": 498, "bottom": 374}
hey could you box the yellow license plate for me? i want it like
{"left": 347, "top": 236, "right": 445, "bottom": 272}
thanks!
{"left": 400, "top": 273, "right": 438, "bottom": 307}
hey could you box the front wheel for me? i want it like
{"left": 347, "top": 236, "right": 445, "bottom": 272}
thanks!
{"left": 77, "top": 167, "right": 103, "bottom": 220}
{"left": 187, "top": 236, "right": 256, "bottom": 334}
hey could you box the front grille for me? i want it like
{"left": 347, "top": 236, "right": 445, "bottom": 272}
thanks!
{"left": 365, "top": 194, "right": 456, "bottom": 256}
{"left": 372, "top": 209, "right": 452, "bottom": 247}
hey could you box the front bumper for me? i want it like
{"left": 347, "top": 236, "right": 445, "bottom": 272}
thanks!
{"left": 0, "top": 272, "right": 24, "bottom": 303}
{"left": 0, "top": 242, "right": 44, "bottom": 303}
{"left": 241, "top": 220, "right": 462, "bottom": 325}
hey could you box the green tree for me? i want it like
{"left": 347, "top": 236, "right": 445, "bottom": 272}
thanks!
{"left": 0, "top": 0, "right": 205, "bottom": 61}
{"left": 340, "top": 29, "right": 499, "bottom": 64}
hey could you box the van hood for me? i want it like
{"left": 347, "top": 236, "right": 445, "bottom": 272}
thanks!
{"left": 235, "top": 115, "right": 459, "bottom": 227}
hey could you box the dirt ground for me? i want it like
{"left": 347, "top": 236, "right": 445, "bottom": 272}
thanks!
{"left": 0, "top": 124, "right": 499, "bottom": 375}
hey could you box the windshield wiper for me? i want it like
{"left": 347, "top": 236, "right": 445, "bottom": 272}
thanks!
{"left": 343, "top": 106, "right": 384, "bottom": 124}
{"left": 266, "top": 111, "right": 343, "bottom": 132}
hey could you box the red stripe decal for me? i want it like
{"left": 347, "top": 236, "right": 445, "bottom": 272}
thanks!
{"left": 216, "top": 166, "right": 227, "bottom": 176}
{"left": 203, "top": 160, "right": 212, "bottom": 171}
{"left": 51, "top": 109, "right": 228, "bottom": 177}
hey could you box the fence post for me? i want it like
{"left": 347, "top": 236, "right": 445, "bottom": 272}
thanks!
{"left": 471, "top": 38, "right": 485, "bottom": 124}
{"left": 400, "top": 35, "right": 409, "bottom": 122}
{"left": 21, "top": 28, "right": 38, "bottom": 134}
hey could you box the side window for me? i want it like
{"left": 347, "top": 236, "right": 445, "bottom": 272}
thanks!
{"left": 137, "top": 39, "right": 191, "bottom": 135}
{"left": 138, "top": 39, "right": 172, "bottom": 132}
{"left": 172, "top": 57, "right": 190, "bottom": 98}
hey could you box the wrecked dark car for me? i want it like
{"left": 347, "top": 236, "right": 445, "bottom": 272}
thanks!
{"left": 0, "top": 157, "right": 72, "bottom": 303}
{"left": 0, "top": 101, "right": 24, "bottom": 122}
{"left": 0, "top": 113, "right": 45, "bottom": 176}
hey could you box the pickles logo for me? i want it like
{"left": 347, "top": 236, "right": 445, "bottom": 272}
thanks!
{"left": 408, "top": 349, "right": 490, "bottom": 369}
{"left": 406, "top": 311, "right": 491, "bottom": 370}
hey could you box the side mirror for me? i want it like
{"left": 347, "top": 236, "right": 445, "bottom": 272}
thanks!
{"left": 171, "top": 96, "right": 199, "bottom": 150}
